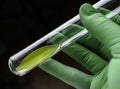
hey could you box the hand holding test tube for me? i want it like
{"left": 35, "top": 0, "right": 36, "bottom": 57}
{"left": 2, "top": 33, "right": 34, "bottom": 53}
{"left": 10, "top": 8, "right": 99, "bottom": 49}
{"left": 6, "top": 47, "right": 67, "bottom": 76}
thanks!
{"left": 40, "top": 3, "right": 120, "bottom": 89}
{"left": 8, "top": 0, "right": 120, "bottom": 78}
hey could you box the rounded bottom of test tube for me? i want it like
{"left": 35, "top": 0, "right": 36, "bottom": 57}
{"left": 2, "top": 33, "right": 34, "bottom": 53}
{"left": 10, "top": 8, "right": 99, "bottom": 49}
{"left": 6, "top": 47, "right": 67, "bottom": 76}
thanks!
{"left": 8, "top": 59, "right": 30, "bottom": 76}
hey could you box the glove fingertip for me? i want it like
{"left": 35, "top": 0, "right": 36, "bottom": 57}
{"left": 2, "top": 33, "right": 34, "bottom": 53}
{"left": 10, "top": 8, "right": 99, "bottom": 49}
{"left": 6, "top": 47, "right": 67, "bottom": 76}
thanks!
{"left": 97, "top": 7, "right": 110, "bottom": 15}
{"left": 49, "top": 33, "right": 67, "bottom": 44}
{"left": 62, "top": 24, "right": 84, "bottom": 38}
{"left": 79, "top": 3, "right": 98, "bottom": 18}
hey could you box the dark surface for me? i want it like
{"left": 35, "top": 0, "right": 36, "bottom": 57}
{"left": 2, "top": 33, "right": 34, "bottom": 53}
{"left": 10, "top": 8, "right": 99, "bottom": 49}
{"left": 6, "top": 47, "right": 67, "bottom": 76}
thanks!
{"left": 0, "top": 0, "right": 98, "bottom": 89}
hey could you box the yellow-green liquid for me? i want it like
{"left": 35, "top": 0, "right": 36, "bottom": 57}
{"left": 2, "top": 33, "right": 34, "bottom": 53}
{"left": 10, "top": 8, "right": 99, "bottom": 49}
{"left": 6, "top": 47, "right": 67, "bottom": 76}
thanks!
{"left": 16, "top": 44, "right": 59, "bottom": 71}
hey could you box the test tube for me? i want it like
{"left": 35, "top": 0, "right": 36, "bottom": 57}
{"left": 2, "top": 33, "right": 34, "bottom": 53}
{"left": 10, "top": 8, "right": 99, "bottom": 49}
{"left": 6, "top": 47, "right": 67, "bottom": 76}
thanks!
{"left": 8, "top": 0, "right": 120, "bottom": 76}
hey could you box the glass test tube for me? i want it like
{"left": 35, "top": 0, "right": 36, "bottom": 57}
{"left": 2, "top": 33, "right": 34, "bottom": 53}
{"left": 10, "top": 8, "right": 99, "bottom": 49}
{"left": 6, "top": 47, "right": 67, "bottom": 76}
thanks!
{"left": 8, "top": 0, "right": 120, "bottom": 76}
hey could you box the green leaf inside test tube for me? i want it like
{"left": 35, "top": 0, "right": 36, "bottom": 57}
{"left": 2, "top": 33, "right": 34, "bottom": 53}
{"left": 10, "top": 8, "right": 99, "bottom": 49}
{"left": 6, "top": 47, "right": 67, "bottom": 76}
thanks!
{"left": 16, "top": 44, "right": 59, "bottom": 71}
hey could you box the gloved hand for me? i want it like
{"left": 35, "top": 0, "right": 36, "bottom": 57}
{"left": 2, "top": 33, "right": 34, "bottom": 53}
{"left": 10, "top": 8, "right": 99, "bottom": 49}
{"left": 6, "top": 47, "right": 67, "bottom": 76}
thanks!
{"left": 39, "top": 3, "right": 120, "bottom": 89}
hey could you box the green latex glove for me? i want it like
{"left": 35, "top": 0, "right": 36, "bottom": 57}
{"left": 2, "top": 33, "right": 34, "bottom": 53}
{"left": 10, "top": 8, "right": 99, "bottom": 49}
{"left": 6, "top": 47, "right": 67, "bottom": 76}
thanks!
{"left": 39, "top": 3, "right": 120, "bottom": 89}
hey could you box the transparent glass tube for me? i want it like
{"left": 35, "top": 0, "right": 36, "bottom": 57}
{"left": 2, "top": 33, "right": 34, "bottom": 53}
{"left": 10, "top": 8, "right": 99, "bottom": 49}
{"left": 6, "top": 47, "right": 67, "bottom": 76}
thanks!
{"left": 8, "top": 0, "right": 120, "bottom": 76}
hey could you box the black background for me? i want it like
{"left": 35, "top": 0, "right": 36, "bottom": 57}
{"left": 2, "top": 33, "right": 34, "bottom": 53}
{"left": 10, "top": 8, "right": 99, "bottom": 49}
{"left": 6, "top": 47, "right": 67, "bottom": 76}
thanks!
{"left": 0, "top": 0, "right": 98, "bottom": 89}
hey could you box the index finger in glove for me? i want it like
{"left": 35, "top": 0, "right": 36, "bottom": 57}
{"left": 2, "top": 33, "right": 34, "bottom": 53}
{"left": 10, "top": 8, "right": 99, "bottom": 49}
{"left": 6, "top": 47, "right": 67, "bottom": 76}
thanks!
{"left": 80, "top": 3, "right": 120, "bottom": 57}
